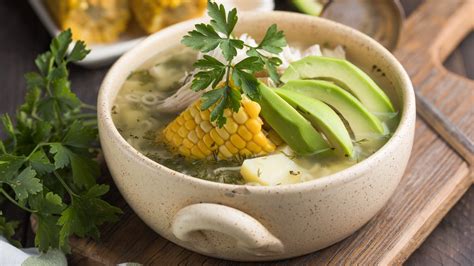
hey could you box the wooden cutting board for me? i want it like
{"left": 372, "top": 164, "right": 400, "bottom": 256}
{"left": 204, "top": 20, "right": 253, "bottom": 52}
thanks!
{"left": 69, "top": 0, "right": 473, "bottom": 264}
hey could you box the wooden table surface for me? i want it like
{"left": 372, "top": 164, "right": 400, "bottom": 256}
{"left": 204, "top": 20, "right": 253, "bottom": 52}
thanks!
{"left": 0, "top": 0, "right": 472, "bottom": 265}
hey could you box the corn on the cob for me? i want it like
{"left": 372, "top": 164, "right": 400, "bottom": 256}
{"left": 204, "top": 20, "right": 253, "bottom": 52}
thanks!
{"left": 46, "top": 0, "right": 130, "bottom": 44}
{"left": 161, "top": 98, "right": 278, "bottom": 160}
{"left": 130, "top": 0, "right": 207, "bottom": 34}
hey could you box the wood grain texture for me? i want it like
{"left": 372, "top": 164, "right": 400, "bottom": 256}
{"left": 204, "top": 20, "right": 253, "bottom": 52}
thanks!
{"left": 394, "top": 0, "right": 474, "bottom": 159}
{"left": 0, "top": 0, "right": 472, "bottom": 265}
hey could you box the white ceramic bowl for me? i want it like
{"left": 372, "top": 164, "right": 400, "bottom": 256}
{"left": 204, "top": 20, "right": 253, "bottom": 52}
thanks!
{"left": 98, "top": 11, "right": 415, "bottom": 261}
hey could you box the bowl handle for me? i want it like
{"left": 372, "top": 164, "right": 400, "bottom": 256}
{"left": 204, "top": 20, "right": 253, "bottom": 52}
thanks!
{"left": 171, "top": 203, "right": 284, "bottom": 256}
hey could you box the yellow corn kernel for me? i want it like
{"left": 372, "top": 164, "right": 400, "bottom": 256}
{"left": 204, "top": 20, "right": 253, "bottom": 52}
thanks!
{"left": 245, "top": 119, "right": 261, "bottom": 134}
{"left": 184, "top": 120, "right": 196, "bottom": 130}
{"left": 219, "top": 145, "right": 232, "bottom": 158}
{"left": 230, "top": 134, "right": 246, "bottom": 149}
{"left": 233, "top": 108, "right": 248, "bottom": 124}
{"left": 171, "top": 135, "right": 182, "bottom": 146}
{"left": 179, "top": 146, "right": 191, "bottom": 157}
{"left": 237, "top": 125, "right": 253, "bottom": 141}
{"left": 224, "top": 119, "right": 238, "bottom": 134}
{"left": 203, "top": 134, "right": 214, "bottom": 148}
{"left": 253, "top": 132, "right": 268, "bottom": 147}
{"left": 246, "top": 141, "right": 262, "bottom": 153}
{"left": 200, "top": 109, "right": 210, "bottom": 121}
{"left": 187, "top": 130, "right": 198, "bottom": 144}
{"left": 263, "top": 142, "right": 276, "bottom": 153}
{"left": 175, "top": 115, "right": 185, "bottom": 125}
{"left": 239, "top": 148, "right": 252, "bottom": 158}
{"left": 210, "top": 129, "right": 225, "bottom": 145}
{"left": 195, "top": 127, "right": 205, "bottom": 139}
{"left": 191, "top": 146, "right": 205, "bottom": 158}
{"left": 177, "top": 127, "right": 188, "bottom": 138}
{"left": 242, "top": 100, "right": 261, "bottom": 119}
{"left": 170, "top": 122, "right": 180, "bottom": 132}
{"left": 225, "top": 141, "right": 239, "bottom": 154}
{"left": 164, "top": 128, "right": 173, "bottom": 141}
{"left": 182, "top": 139, "right": 194, "bottom": 149}
{"left": 189, "top": 105, "right": 199, "bottom": 117}
{"left": 194, "top": 113, "right": 202, "bottom": 124}
{"left": 200, "top": 120, "right": 212, "bottom": 133}
{"left": 183, "top": 110, "right": 192, "bottom": 121}
{"left": 216, "top": 127, "right": 230, "bottom": 140}
{"left": 197, "top": 141, "right": 211, "bottom": 156}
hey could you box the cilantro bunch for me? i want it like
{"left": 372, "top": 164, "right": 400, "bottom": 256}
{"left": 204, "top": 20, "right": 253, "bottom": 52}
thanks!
{"left": 182, "top": 1, "right": 287, "bottom": 127}
{"left": 0, "top": 30, "right": 121, "bottom": 252}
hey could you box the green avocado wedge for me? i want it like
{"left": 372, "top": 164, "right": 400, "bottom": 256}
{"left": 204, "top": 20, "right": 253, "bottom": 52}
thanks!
{"left": 258, "top": 83, "right": 329, "bottom": 155}
{"left": 276, "top": 89, "right": 354, "bottom": 158}
{"left": 281, "top": 56, "right": 395, "bottom": 114}
{"left": 291, "top": 0, "right": 325, "bottom": 16}
{"left": 280, "top": 80, "right": 386, "bottom": 139}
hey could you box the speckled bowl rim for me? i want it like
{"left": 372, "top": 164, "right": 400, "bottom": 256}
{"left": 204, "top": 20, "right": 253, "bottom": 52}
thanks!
{"left": 98, "top": 11, "right": 415, "bottom": 195}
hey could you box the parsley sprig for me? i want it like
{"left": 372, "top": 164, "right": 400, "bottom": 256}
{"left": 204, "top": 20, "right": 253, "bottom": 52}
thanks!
{"left": 182, "top": 1, "right": 287, "bottom": 127}
{"left": 0, "top": 30, "right": 121, "bottom": 252}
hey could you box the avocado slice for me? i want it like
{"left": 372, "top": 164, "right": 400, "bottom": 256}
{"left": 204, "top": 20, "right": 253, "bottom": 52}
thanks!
{"left": 280, "top": 80, "right": 386, "bottom": 139}
{"left": 276, "top": 89, "right": 354, "bottom": 158}
{"left": 258, "top": 83, "right": 329, "bottom": 155}
{"left": 281, "top": 56, "right": 395, "bottom": 114}
{"left": 291, "top": 0, "right": 326, "bottom": 16}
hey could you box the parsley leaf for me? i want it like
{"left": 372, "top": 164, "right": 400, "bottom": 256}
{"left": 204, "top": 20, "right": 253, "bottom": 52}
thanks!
{"left": 58, "top": 185, "right": 121, "bottom": 252}
{"left": 182, "top": 1, "right": 287, "bottom": 126}
{"left": 208, "top": 1, "right": 238, "bottom": 36}
{"left": 0, "top": 29, "right": 120, "bottom": 252}
{"left": 182, "top": 24, "right": 222, "bottom": 53}
{"left": 258, "top": 24, "right": 287, "bottom": 54}
{"left": 0, "top": 216, "right": 20, "bottom": 247}
{"left": 192, "top": 55, "right": 226, "bottom": 91}
{"left": 6, "top": 166, "right": 42, "bottom": 201}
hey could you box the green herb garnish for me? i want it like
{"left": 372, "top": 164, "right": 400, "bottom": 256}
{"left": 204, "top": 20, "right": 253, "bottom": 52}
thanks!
{"left": 182, "top": 0, "right": 287, "bottom": 127}
{"left": 0, "top": 30, "right": 121, "bottom": 253}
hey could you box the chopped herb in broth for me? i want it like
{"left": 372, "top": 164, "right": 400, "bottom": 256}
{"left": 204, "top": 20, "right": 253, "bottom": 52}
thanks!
{"left": 112, "top": 45, "right": 399, "bottom": 185}
{"left": 111, "top": 4, "right": 400, "bottom": 186}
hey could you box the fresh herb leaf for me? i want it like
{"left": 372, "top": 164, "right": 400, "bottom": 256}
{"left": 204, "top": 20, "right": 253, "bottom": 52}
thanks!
{"left": 182, "top": 1, "right": 287, "bottom": 126}
{"left": 6, "top": 166, "right": 42, "bottom": 201}
{"left": 0, "top": 216, "right": 20, "bottom": 247}
{"left": 68, "top": 40, "right": 90, "bottom": 62}
{"left": 0, "top": 154, "right": 26, "bottom": 181}
{"left": 49, "top": 143, "right": 98, "bottom": 189}
{"left": 181, "top": 24, "right": 222, "bottom": 53}
{"left": 62, "top": 121, "right": 97, "bottom": 148}
{"left": 29, "top": 149, "right": 55, "bottom": 175}
{"left": 58, "top": 185, "right": 121, "bottom": 252}
{"left": 208, "top": 1, "right": 238, "bottom": 36}
{"left": 192, "top": 55, "right": 226, "bottom": 91}
{"left": 0, "top": 29, "right": 120, "bottom": 252}
{"left": 258, "top": 24, "right": 287, "bottom": 54}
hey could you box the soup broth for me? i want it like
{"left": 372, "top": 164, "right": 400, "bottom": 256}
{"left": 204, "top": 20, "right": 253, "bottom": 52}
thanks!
{"left": 112, "top": 47, "right": 399, "bottom": 185}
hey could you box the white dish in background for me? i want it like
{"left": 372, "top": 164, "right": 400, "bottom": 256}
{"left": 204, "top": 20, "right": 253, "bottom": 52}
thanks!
{"left": 28, "top": 0, "right": 275, "bottom": 68}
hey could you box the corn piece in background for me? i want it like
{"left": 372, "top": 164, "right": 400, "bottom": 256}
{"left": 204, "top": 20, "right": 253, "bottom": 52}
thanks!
{"left": 46, "top": 0, "right": 130, "bottom": 44}
{"left": 131, "top": 0, "right": 207, "bottom": 34}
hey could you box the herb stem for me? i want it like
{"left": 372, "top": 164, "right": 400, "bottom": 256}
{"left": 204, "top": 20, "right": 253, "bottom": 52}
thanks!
{"left": 53, "top": 171, "right": 78, "bottom": 198}
{"left": 69, "top": 113, "right": 97, "bottom": 120}
{"left": 0, "top": 188, "right": 37, "bottom": 213}
{"left": 26, "top": 143, "right": 53, "bottom": 160}
{"left": 80, "top": 103, "right": 97, "bottom": 111}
